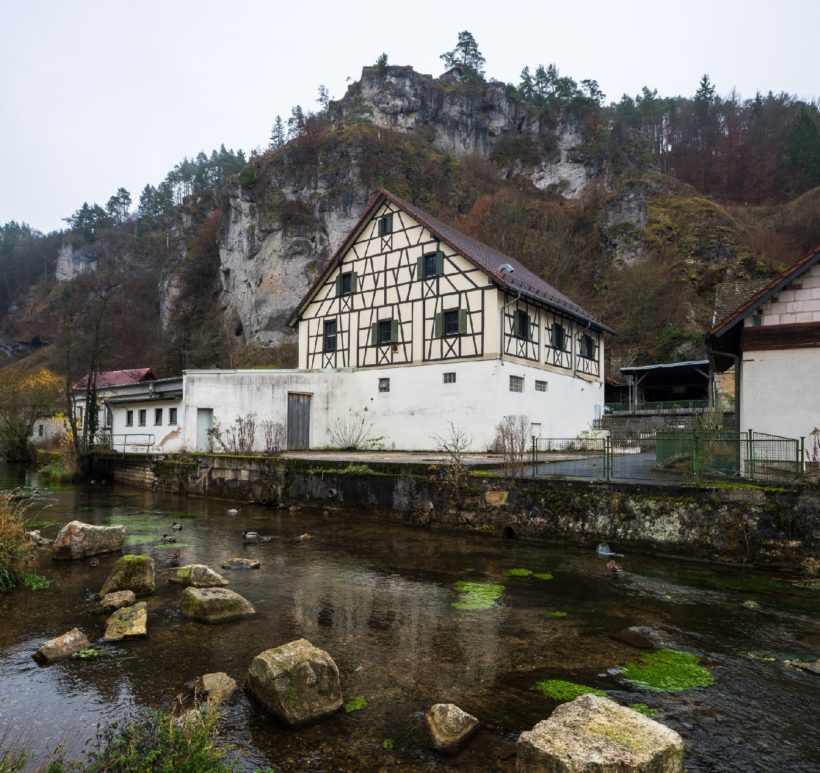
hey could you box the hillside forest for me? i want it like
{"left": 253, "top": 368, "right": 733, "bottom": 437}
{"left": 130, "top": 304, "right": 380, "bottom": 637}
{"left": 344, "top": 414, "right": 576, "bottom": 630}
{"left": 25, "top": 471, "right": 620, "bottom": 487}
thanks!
{"left": 1, "top": 35, "right": 819, "bottom": 383}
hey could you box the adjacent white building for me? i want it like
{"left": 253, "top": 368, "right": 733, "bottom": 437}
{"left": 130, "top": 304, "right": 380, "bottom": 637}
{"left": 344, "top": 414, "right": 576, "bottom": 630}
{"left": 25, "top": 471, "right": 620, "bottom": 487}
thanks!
{"left": 183, "top": 189, "right": 612, "bottom": 452}
{"left": 707, "top": 245, "right": 820, "bottom": 447}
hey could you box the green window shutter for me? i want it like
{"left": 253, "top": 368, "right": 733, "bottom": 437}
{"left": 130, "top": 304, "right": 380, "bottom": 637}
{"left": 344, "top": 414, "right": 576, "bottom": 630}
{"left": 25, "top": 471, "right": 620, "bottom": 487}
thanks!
{"left": 435, "top": 250, "right": 444, "bottom": 275}
{"left": 458, "top": 308, "right": 467, "bottom": 334}
{"left": 351, "top": 271, "right": 358, "bottom": 293}
{"left": 417, "top": 255, "right": 424, "bottom": 279}
{"left": 335, "top": 274, "right": 341, "bottom": 296}
{"left": 371, "top": 322, "right": 378, "bottom": 346}
{"left": 391, "top": 319, "right": 399, "bottom": 343}
{"left": 434, "top": 312, "right": 443, "bottom": 337}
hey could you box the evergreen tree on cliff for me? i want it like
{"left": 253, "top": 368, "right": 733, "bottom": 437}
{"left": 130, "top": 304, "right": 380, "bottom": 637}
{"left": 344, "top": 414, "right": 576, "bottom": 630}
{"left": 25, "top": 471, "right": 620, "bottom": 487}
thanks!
{"left": 440, "top": 31, "right": 485, "bottom": 79}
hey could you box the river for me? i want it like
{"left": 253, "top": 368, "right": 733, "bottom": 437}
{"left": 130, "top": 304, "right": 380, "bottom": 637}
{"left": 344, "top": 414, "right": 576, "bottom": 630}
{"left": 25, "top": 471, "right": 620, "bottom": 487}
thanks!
{"left": 0, "top": 463, "right": 818, "bottom": 771}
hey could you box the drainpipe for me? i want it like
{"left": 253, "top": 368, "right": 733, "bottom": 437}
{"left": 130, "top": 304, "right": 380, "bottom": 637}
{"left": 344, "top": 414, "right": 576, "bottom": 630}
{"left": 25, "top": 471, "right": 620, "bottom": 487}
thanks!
{"left": 499, "top": 291, "right": 521, "bottom": 366}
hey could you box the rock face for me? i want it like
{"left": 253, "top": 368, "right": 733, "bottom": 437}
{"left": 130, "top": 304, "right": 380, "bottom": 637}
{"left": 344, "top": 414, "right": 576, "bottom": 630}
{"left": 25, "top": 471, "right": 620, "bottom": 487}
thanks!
{"left": 104, "top": 602, "right": 148, "bottom": 641}
{"left": 55, "top": 241, "right": 97, "bottom": 282}
{"left": 221, "top": 557, "right": 260, "bottom": 570}
{"left": 33, "top": 628, "right": 91, "bottom": 664}
{"left": 99, "top": 555, "right": 156, "bottom": 597}
{"left": 246, "top": 638, "right": 343, "bottom": 726}
{"left": 196, "top": 672, "right": 238, "bottom": 707}
{"left": 52, "top": 521, "right": 125, "bottom": 560}
{"left": 426, "top": 703, "right": 479, "bottom": 751}
{"left": 169, "top": 564, "right": 229, "bottom": 588}
{"left": 180, "top": 587, "right": 255, "bottom": 623}
{"left": 516, "top": 694, "right": 685, "bottom": 773}
{"left": 99, "top": 590, "right": 137, "bottom": 613}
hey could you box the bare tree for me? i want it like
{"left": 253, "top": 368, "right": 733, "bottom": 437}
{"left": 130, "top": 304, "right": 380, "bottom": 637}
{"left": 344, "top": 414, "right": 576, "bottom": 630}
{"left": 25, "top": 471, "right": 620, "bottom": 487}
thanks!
{"left": 328, "top": 409, "right": 382, "bottom": 450}
{"left": 432, "top": 422, "right": 472, "bottom": 505}
{"left": 495, "top": 415, "right": 530, "bottom": 477}
{"left": 208, "top": 413, "right": 257, "bottom": 454}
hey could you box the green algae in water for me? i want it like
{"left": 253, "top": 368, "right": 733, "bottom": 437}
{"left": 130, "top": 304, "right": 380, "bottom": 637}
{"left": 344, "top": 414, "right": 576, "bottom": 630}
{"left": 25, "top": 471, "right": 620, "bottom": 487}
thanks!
{"left": 73, "top": 647, "right": 104, "bottom": 660}
{"left": 505, "top": 568, "right": 534, "bottom": 577}
{"left": 452, "top": 581, "right": 505, "bottom": 610}
{"left": 677, "top": 572, "right": 785, "bottom": 594}
{"left": 344, "top": 695, "right": 367, "bottom": 713}
{"left": 533, "top": 572, "right": 553, "bottom": 580}
{"left": 547, "top": 610, "right": 567, "bottom": 618}
{"left": 534, "top": 679, "right": 607, "bottom": 701}
{"left": 622, "top": 648, "right": 714, "bottom": 692}
{"left": 629, "top": 702, "right": 658, "bottom": 717}
{"left": 155, "top": 542, "right": 190, "bottom": 550}
{"left": 23, "top": 574, "right": 50, "bottom": 590}
{"left": 382, "top": 739, "right": 394, "bottom": 750}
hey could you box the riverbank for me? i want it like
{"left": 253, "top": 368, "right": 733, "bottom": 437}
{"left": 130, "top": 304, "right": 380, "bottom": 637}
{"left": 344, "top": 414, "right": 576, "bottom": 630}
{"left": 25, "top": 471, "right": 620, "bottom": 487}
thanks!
{"left": 89, "top": 453, "right": 820, "bottom": 571}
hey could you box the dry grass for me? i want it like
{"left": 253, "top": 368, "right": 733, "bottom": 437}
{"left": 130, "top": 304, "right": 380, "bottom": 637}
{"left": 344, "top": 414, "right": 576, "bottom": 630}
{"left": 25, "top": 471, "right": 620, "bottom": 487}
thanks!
{"left": 0, "top": 493, "right": 37, "bottom": 591}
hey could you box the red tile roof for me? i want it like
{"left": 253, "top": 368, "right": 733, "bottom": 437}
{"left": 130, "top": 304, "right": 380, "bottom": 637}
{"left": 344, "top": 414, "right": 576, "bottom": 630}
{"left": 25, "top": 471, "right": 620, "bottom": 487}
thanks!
{"left": 73, "top": 368, "right": 156, "bottom": 390}
{"left": 289, "top": 188, "right": 613, "bottom": 333}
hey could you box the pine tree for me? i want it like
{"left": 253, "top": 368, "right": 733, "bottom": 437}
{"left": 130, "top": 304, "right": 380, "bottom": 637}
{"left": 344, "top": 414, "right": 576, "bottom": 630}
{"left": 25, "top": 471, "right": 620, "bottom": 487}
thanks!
{"left": 269, "top": 116, "right": 286, "bottom": 149}
{"left": 440, "top": 31, "right": 486, "bottom": 78}
{"left": 317, "top": 85, "right": 330, "bottom": 111}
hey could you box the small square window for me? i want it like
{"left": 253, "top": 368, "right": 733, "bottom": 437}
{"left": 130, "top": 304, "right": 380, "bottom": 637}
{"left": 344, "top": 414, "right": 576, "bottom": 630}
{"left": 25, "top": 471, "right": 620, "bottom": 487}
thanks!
{"left": 378, "top": 213, "right": 393, "bottom": 236}
{"left": 323, "top": 319, "right": 337, "bottom": 352}
{"left": 169, "top": 408, "right": 178, "bottom": 425}
{"left": 138, "top": 409, "right": 147, "bottom": 427}
{"left": 126, "top": 410, "right": 133, "bottom": 427}
{"left": 378, "top": 377, "right": 390, "bottom": 393}
{"left": 535, "top": 380, "right": 548, "bottom": 392}
{"left": 509, "top": 375, "right": 524, "bottom": 392}
{"left": 443, "top": 372, "right": 456, "bottom": 384}
{"left": 154, "top": 408, "right": 163, "bottom": 425}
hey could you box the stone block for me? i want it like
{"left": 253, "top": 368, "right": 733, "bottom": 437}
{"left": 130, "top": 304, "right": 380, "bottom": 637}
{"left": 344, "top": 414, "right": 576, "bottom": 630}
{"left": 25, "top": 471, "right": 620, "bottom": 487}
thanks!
{"left": 33, "top": 628, "right": 91, "bottom": 664}
{"left": 484, "top": 490, "right": 509, "bottom": 507}
{"left": 104, "top": 602, "right": 148, "bottom": 641}
{"left": 180, "top": 587, "right": 255, "bottom": 623}
{"left": 52, "top": 521, "right": 125, "bottom": 560}
{"left": 169, "top": 564, "right": 229, "bottom": 587}
{"left": 100, "top": 555, "right": 156, "bottom": 597}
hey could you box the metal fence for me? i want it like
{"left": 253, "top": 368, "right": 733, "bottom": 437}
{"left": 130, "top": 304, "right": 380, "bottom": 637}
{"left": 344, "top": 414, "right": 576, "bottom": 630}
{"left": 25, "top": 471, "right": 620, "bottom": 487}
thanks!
{"left": 530, "top": 430, "right": 804, "bottom": 486}
{"left": 91, "top": 432, "right": 156, "bottom": 455}
{"left": 605, "top": 399, "right": 717, "bottom": 414}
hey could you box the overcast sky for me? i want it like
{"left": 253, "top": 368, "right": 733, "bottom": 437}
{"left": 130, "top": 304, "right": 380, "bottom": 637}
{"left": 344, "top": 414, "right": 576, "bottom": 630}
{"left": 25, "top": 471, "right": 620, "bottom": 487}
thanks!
{"left": 1, "top": 0, "right": 817, "bottom": 233}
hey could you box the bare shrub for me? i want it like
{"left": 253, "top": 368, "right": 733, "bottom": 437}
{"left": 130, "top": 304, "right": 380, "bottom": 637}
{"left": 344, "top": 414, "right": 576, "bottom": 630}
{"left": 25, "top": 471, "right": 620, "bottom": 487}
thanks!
{"left": 495, "top": 414, "right": 530, "bottom": 477}
{"left": 328, "top": 410, "right": 383, "bottom": 451}
{"left": 208, "top": 413, "right": 257, "bottom": 454}
{"left": 0, "top": 493, "right": 37, "bottom": 591}
{"left": 261, "top": 420, "right": 285, "bottom": 455}
{"left": 432, "top": 422, "right": 472, "bottom": 505}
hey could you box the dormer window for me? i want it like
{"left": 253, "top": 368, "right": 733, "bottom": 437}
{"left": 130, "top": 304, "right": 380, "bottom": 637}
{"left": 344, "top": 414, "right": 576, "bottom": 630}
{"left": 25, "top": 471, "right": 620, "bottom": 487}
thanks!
{"left": 378, "top": 213, "right": 393, "bottom": 236}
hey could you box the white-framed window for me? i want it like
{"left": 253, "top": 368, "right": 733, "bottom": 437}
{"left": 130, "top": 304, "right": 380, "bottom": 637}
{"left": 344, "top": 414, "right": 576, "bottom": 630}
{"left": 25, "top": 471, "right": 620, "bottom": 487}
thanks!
{"left": 126, "top": 410, "right": 133, "bottom": 427}
{"left": 535, "top": 380, "right": 548, "bottom": 392}
{"left": 168, "top": 407, "right": 178, "bottom": 425}
{"left": 378, "top": 377, "right": 390, "bottom": 393}
{"left": 443, "top": 372, "right": 456, "bottom": 384}
{"left": 509, "top": 375, "right": 524, "bottom": 392}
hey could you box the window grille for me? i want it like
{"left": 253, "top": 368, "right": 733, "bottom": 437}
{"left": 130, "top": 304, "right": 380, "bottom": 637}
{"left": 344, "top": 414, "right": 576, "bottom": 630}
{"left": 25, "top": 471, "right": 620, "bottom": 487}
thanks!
{"left": 509, "top": 375, "right": 524, "bottom": 392}
{"left": 443, "top": 372, "right": 456, "bottom": 384}
{"left": 378, "top": 378, "right": 390, "bottom": 393}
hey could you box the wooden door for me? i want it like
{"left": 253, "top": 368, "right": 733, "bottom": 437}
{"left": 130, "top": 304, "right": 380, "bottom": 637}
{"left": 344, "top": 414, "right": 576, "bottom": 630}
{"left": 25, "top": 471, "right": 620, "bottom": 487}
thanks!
{"left": 287, "top": 394, "right": 311, "bottom": 450}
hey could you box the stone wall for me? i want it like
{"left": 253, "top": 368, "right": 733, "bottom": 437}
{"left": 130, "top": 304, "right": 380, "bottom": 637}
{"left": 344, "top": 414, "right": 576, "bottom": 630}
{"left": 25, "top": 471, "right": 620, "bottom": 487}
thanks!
{"left": 91, "top": 453, "right": 819, "bottom": 570}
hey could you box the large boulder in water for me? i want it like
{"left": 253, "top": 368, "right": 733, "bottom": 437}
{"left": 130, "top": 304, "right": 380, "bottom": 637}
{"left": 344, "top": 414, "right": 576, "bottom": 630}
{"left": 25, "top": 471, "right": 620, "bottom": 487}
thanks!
{"left": 99, "top": 555, "right": 156, "bottom": 597}
{"left": 516, "top": 694, "right": 684, "bottom": 772}
{"left": 426, "top": 703, "right": 479, "bottom": 751}
{"left": 33, "top": 628, "right": 91, "bottom": 664}
{"left": 179, "top": 587, "right": 255, "bottom": 623}
{"left": 104, "top": 602, "right": 148, "bottom": 641}
{"left": 246, "top": 638, "right": 343, "bottom": 726}
{"left": 52, "top": 521, "right": 125, "bottom": 560}
{"left": 169, "top": 564, "right": 229, "bottom": 588}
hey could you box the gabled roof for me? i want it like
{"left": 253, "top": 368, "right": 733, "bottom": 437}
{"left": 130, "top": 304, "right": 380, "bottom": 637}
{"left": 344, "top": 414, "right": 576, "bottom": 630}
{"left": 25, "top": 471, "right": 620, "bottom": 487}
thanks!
{"left": 708, "top": 245, "right": 820, "bottom": 338}
{"left": 288, "top": 188, "right": 613, "bottom": 333}
{"left": 73, "top": 368, "right": 156, "bottom": 390}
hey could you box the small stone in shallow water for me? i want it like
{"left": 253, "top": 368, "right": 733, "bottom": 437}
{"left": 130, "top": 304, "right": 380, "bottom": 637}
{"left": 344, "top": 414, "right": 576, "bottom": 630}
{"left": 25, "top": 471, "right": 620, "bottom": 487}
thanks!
{"left": 425, "top": 703, "right": 479, "bottom": 752}
{"left": 195, "top": 672, "right": 238, "bottom": 706}
{"left": 99, "top": 590, "right": 136, "bottom": 613}
{"left": 741, "top": 599, "right": 760, "bottom": 609}
{"left": 33, "top": 628, "right": 91, "bottom": 664}
{"left": 169, "top": 564, "right": 229, "bottom": 587}
{"left": 221, "top": 557, "right": 260, "bottom": 570}
{"left": 180, "top": 587, "right": 255, "bottom": 623}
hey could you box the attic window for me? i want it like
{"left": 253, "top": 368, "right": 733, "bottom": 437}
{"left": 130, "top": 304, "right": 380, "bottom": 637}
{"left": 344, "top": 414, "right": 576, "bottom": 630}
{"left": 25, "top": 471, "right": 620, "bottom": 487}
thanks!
{"left": 419, "top": 250, "right": 444, "bottom": 279}
{"left": 336, "top": 271, "right": 357, "bottom": 296}
{"left": 378, "top": 213, "right": 393, "bottom": 236}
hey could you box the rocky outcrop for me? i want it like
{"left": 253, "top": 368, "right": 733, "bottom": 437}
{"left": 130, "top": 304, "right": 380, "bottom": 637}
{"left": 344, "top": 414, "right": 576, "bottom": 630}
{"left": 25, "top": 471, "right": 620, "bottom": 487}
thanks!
{"left": 246, "top": 638, "right": 343, "bottom": 726}
{"left": 168, "top": 564, "right": 229, "bottom": 588}
{"left": 52, "top": 521, "right": 125, "bottom": 560}
{"left": 55, "top": 241, "right": 97, "bottom": 282}
{"left": 516, "top": 694, "right": 684, "bottom": 772}
{"left": 99, "top": 590, "right": 137, "bottom": 613}
{"left": 33, "top": 628, "right": 91, "bottom": 664}
{"left": 425, "top": 703, "right": 479, "bottom": 752}
{"left": 195, "top": 672, "right": 238, "bottom": 707}
{"left": 179, "top": 587, "right": 255, "bottom": 623}
{"left": 99, "top": 555, "right": 156, "bottom": 597}
{"left": 104, "top": 602, "right": 148, "bottom": 641}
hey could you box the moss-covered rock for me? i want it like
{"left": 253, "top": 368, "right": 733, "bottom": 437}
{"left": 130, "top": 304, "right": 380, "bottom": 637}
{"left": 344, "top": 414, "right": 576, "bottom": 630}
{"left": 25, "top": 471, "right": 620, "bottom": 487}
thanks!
{"left": 99, "top": 555, "right": 156, "bottom": 597}
{"left": 179, "top": 587, "right": 255, "bottom": 623}
{"left": 104, "top": 602, "right": 148, "bottom": 641}
{"left": 516, "top": 694, "right": 684, "bottom": 772}
{"left": 246, "top": 638, "right": 342, "bottom": 726}
{"left": 169, "top": 564, "right": 229, "bottom": 588}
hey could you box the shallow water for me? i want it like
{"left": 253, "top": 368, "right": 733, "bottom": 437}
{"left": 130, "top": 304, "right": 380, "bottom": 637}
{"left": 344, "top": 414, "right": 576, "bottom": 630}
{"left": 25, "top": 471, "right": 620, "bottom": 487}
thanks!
{"left": 1, "top": 463, "right": 818, "bottom": 772}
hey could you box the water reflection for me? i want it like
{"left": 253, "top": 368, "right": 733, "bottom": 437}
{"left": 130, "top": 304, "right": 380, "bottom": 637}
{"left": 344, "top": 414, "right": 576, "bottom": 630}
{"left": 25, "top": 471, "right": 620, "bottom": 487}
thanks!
{"left": 0, "top": 467, "right": 818, "bottom": 771}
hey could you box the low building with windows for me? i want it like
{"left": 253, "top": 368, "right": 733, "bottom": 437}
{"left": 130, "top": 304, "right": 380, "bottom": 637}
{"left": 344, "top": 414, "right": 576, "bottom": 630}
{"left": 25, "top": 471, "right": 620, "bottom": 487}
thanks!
{"left": 183, "top": 189, "right": 612, "bottom": 452}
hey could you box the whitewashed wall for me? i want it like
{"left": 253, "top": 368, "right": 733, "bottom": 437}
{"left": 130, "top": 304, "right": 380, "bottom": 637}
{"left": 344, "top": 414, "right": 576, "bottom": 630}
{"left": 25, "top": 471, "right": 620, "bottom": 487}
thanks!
{"left": 109, "top": 400, "right": 183, "bottom": 453}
